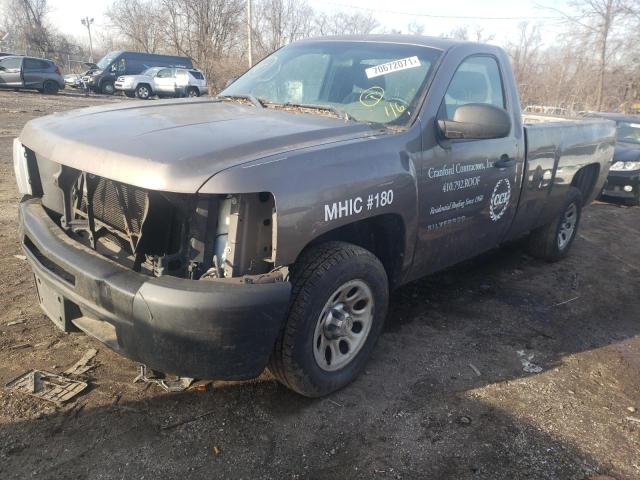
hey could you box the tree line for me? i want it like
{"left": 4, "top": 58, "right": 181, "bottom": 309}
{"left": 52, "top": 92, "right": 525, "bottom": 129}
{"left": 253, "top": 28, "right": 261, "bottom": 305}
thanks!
{"left": 1, "top": 0, "right": 639, "bottom": 112}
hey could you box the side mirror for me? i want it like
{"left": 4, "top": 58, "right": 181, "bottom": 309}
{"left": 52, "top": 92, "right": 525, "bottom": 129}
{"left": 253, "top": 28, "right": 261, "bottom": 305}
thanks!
{"left": 438, "top": 103, "right": 511, "bottom": 140}
{"left": 224, "top": 76, "right": 238, "bottom": 89}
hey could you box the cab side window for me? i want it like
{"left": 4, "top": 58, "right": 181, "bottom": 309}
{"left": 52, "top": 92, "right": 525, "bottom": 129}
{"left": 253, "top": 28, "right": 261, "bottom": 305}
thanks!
{"left": 442, "top": 56, "right": 505, "bottom": 120}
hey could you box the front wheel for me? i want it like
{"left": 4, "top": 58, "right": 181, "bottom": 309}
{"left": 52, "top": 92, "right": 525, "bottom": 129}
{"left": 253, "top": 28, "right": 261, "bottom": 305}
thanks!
{"left": 527, "top": 187, "right": 583, "bottom": 262}
{"left": 135, "top": 84, "right": 151, "bottom": 99}
{"left": 269, "top": 242, "right": 388, "bottom": 397}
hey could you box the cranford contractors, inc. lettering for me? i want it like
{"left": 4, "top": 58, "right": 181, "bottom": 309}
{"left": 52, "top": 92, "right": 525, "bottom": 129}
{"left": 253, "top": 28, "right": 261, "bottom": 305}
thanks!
{"left": 427, "top": 159, "right": 492, "bottom": 179}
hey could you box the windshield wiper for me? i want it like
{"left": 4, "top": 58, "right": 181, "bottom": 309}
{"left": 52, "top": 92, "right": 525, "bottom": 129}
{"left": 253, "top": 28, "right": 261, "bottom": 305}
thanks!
{"left": 264, "top": 102, "right": 354, "bottom": 121}
{"left": 218, "top": 94, "right": 265, "bottom": 109}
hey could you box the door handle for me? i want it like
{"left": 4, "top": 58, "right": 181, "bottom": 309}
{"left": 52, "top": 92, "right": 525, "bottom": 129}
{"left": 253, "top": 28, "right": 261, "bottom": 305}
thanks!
{"left": 494, "top": 155, "right": 516, "bottom": 169}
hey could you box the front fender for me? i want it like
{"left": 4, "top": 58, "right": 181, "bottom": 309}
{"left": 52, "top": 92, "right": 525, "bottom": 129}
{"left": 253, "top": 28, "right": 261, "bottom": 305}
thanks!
{"left": 198, "top": 126, "right": 422, "bottom": 270}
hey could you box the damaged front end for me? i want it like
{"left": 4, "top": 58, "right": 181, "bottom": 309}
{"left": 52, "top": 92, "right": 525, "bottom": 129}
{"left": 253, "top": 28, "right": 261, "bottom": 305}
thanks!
{"left": 17, "top": 148, "right": 291, "bottom": 380}
{"left": 35, "top": 153, "right": 282, "bottom": 282}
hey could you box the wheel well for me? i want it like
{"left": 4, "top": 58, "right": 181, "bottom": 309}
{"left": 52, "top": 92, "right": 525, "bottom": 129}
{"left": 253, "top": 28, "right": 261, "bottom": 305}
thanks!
{"left": 304, "top": 214, "right": 406, "bottom": 288}
{"left": 571, "top": 163, "right": 600, "bottom": 205}
{"left": 137, "top": 83, "right": 152, "bottom": 91}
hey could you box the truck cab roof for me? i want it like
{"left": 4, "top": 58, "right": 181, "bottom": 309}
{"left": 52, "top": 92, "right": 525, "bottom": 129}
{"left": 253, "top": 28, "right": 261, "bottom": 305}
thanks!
{"left": 297, "top": 34, "right": 498, "bottom": 52}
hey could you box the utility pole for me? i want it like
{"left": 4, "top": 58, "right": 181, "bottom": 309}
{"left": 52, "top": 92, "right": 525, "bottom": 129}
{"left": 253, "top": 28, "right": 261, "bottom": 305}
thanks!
{"left": 247, "top": 0, "right": 253, "bottom": 68}
{"left": 81, "top": 16, "right": 94, "bottom": 62}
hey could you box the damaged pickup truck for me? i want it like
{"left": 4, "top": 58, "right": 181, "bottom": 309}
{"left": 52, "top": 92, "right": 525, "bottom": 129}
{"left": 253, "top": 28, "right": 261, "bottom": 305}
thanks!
{"left": 14, "top": 35, "right": 615, "bottom": 397}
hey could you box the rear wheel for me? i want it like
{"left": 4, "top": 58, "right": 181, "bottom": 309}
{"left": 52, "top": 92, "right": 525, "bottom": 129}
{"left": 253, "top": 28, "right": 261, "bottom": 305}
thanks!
{"left": 186, "top": 87, "right": 200, "bottom": 98}
{"left": 269, "top": 241, "right": 388, "bottom": 397}
{"left": 135, "top": 84, "right": 151, "bottom": 100}
{"left": 527, "top": 187, "right": 583, "bottom": 262}
{"left": 101, "top": 81, "right": 115, "bottom": 95}
{"left": 42, "top": 80, "right": 59, "bottom": 95}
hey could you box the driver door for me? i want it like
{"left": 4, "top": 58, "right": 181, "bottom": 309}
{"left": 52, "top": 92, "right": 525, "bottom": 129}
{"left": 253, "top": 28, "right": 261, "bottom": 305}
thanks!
{"left": 415, "top": 55, "right": 521, "bottom": 274}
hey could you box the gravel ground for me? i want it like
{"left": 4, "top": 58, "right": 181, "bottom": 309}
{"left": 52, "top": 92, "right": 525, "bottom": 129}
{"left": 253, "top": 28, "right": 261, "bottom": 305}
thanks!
{"left": 0, "top": 89, "right": 638, "bottom": 480}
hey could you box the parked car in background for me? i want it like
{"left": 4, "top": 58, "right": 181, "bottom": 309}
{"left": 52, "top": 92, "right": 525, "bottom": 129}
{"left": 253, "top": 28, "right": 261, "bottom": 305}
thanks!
{"left": 83, "top": 51, "right": 194, "bottom": 95}
{"left": 115, "top": 66, "right": 207, "bottom": 99}
{"left": 64, "top": 62, "right": 98, "bottom": 89}
{"left": 0, "top": 55, "right": 64, "bottom": 94}
{"left": 586, "top": 112, "right": 640, "bottom": 205}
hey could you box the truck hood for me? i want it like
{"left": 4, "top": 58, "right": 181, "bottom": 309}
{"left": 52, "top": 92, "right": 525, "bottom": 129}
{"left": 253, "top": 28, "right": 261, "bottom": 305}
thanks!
{"left": 19, "top": 99, "right": 377, "bottom": 193}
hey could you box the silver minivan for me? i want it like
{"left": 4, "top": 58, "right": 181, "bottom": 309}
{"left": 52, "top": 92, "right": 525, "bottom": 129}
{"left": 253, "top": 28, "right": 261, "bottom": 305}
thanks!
{"left": 0, "top": 55, "right": 65, "bottom": 94}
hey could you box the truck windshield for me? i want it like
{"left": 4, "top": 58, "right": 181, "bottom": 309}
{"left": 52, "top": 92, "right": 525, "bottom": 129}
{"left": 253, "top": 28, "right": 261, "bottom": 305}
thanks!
{"left": 221, "top": 41, "right": 442, "bottom": 126}
{"left": 96, "top": 52, "right": 119, "bottom": 70}
{"left": 617, "top": 121, "right": 640, "bottom": 144}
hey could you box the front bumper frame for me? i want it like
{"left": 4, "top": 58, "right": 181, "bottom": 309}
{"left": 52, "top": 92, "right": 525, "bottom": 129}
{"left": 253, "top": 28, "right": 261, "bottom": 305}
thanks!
{"left": 19, "top": 199, "right": 291, "bottom": 380}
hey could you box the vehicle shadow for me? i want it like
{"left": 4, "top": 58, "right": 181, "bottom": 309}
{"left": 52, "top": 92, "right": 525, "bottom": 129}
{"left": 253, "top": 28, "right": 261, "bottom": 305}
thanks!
{"left": 0, "top": 377, "right": 614, "bottom": 480}
{"left": 0, "top": 203, "right": 638, "bottom": 479}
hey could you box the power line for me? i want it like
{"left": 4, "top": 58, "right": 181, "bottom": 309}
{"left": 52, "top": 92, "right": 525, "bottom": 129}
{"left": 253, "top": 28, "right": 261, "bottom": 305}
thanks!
{"left": 310, "top": 0, "right": 564, "bottom": 21}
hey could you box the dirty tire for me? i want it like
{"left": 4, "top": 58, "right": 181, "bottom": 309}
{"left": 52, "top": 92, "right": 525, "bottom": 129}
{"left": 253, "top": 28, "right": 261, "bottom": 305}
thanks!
{"left": 527, "top": 187, "right": 583, "bottom": 262}
{"left": 269, "top": 241, "right": 388, "bottom": 397}
{"left": 101, "top": 81, "right": 115, "bottom": 95}
{"left": 42, "top": 80, "right": 59, "bottom": 95}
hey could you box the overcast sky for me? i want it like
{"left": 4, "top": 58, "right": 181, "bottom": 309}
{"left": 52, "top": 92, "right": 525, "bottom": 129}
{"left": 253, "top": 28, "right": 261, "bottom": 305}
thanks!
{"left": 46, "top": 0, "right": 573, "bottom": 48}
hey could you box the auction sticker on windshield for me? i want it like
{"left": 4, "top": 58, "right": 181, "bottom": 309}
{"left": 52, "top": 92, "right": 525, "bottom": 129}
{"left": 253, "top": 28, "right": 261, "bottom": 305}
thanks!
{"left": 366, "top": 56, "right": 421, "bottom": 79}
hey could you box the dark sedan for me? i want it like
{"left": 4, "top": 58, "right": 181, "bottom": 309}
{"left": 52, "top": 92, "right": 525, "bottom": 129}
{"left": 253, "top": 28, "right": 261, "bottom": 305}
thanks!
{"left": 587, "top": 113, "right": 640, "bottom": 205}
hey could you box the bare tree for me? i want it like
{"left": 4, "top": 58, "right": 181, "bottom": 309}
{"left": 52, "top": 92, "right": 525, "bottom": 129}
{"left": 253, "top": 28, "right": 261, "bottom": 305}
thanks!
{"left": 1, "top": 0, "right": 52, "bottom": 54}
{"left": 406, "top": 20, "right": 425, "bottom": 36}
{"left": 547, "top": 0, "right": 632, "bottom": 110}
{"left": 253, "top": 0, "right": 314, "bottom": 54}
{"left": 442, "top": 26, "right": 466, "bottom": 40}
{"left": 505, "top": 22, "right": 543, "bottom": 104}
{"left": 106, "top": 0, "right": 164, "bottom": 53}
{"left": 442, "top": 25, "right": 494, "bottom": 43}
{"left": 313, "top": 10, "right": 378, "bottom": 37}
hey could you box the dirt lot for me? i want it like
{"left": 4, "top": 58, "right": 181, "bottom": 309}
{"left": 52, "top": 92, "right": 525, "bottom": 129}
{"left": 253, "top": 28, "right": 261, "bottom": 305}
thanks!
{"left": 0, "top": 89, "right": 639, "bottom": 480}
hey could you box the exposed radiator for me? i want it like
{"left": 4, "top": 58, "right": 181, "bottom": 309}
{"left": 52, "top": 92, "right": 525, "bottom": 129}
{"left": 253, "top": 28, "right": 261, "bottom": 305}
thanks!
{"left": 76, "top": 176, "right": 149, "bottom": 248}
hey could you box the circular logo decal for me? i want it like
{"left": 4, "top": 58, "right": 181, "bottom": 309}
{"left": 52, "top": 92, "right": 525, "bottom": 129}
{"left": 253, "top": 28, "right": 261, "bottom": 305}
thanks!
{"left": 359, "top": 86, "right": 385, "bottom": 107}
{"left": 489, "top": 178, "right": 511, "bottom": 221}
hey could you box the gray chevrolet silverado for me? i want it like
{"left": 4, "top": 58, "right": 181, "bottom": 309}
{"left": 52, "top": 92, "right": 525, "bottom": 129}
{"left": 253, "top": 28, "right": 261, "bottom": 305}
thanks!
{"left": 14, "top": 35, "right": 615, "bottom": 396}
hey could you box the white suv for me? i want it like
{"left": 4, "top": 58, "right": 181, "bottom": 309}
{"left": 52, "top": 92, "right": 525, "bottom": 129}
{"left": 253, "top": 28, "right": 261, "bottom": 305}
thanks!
{"left": 115, "top": 66, "right": 208, "bottom": 99}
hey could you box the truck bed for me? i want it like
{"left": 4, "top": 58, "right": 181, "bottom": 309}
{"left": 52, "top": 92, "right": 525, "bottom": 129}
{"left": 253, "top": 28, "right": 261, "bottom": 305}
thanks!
{"left": 507, "top": 118, "right": 616, "bottom": 239}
